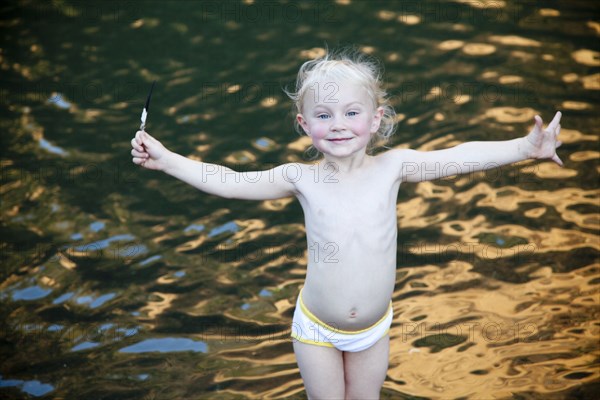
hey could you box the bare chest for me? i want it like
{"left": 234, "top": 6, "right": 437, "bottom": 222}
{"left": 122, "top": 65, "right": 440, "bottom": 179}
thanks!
{"left": 296, "top": 171, "right": 400, "bottom": 237}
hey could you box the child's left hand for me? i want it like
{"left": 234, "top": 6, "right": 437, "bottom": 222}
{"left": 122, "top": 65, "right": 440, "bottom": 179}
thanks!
{"left": 522, "top": 111, "right": 563, "bottom": 166}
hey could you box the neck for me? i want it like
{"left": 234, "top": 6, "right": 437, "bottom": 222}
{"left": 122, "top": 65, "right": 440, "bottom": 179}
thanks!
{"left": 321, "top": 151, "right": 370, "bottom": 174}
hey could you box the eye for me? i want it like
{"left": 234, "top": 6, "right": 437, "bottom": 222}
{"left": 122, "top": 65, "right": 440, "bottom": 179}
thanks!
{"left": 317, "top": 114, "right": 330, "bottom": 120}
{"left": 347, "top": 111, "right": 359, "bottom": 117}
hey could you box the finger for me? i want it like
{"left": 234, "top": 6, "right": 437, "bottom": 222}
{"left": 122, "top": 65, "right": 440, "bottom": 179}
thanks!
{"left": 547, "top": 111, "right": 562, "bottom": 132}
{"left": 136, "top": 130, "right": 146, "bottom": 146}
{"left": 135, "top": 130, "right": 145, "bottom": 145}
{"left": 141, "top": 132, "right": 155, "bottom": 150}
{"left": 534, "top": 115, "right": 543, "bottom": 132}
{"left": 131, "top": 149, "right": 148, "bottom": 158}
{"left": 551, "top": 153, "right": 563, "bottom": 167}
{"left": 131, "top": 138, "right": 144, "bottom": 152}
{"left": 555, "top": 124, "right": 561, "bottom": 135}
{"left": 555, "top": 140, "right": 563, "bottom": 148}
{"left": 143, "top": 131, "right": 158, "bottom": 144}
{"left": 139, "top": 132, "right": 155, "bottom": 150}
{"left": 132, "top": 157, "right": 145, "bottom": 165}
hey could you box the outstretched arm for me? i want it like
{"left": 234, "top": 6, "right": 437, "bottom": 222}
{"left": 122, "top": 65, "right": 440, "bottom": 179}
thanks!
{"left": 393, "top": 112, "right": 563, "bottom": 183}
{"left": 131, "top": 130, "right": 297, "bottom": 200}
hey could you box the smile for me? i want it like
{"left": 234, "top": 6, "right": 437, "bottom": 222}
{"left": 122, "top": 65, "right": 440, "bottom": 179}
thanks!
{"left": 327, "top": 138, "right": 353, "bottom": 142}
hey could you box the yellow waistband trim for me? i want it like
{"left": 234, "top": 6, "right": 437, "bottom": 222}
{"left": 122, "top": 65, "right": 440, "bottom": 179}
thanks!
{"left": 290, "top": 332, "right": 335, "bottom": 347}
{"left": 291, "top": 329, "right": 390, "bottom": 347}
{"left": 298, "top": 288, "right": 392, "bottom": 335}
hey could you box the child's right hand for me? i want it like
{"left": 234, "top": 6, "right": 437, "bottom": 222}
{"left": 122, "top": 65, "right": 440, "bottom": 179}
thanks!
{"left": 131, "top": 130, "right": 169, "bottom": 171}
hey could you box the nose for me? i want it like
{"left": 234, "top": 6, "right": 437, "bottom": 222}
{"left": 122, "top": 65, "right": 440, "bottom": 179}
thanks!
{"left": 329, "top": 115, "right": 345, "bottom": 131}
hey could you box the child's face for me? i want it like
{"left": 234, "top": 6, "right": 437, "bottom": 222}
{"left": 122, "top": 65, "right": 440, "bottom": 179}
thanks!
{"left": 296, "top": 78, "right": 383, "bottom": 159}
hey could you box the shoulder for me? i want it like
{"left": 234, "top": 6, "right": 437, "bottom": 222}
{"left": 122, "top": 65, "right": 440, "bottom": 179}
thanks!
{"left": 374, "top": 148, "right": 412, "bottom": 167}
{"left": 275, "top": 161, "right": 315, "bottom": 176}
{"left": 373, "top": 148, "right": 420, "bottom": 182}
{"left": 273, "top": 161, "right": 317, "bottom": 186}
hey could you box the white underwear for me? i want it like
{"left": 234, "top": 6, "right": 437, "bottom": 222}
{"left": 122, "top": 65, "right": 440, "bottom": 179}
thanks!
{"left": 291, "top": 289, "right": 393, "bottom": 352}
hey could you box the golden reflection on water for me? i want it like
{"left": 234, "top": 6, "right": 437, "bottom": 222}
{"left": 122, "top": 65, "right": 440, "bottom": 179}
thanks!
{"left": 462, "top": 43, "right": 496, "bottom": 56}
{"left": 387, "top": 262, "right": 599, "bottom": 398}
{"left": 581, "top": 73, "right": 600, "bottom": 90}
{"left": 142, "top": 292, "right": 178, "bottom": 320}
{"left": 475, "top": 106, "right": 537, "bottom": 124}
{"left": 571, "top": 151, "right": 600, "bottom": 162}
{"left": 488, "top": 35, "right": 541, "bottom": 47}
{"left": 571, "top": 49, "right": 600, "bottom": 67}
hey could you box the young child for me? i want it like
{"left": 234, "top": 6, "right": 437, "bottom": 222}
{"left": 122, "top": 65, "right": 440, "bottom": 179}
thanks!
{"left": 130, "top": 49, "right": 563, "bottom": 399}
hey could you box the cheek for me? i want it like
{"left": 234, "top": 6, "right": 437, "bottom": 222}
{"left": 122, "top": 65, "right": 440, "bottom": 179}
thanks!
{"left": 309, "top": 124, "right": 329, "bottom": 140}
{"left": 355, "top": 119, "right": 373, "bottom": 135}
{"left": 307, "top": 126, "right": 329, "bottom": 151}
{"left": 310, "top": 134, "right": 328, "bottom": 151}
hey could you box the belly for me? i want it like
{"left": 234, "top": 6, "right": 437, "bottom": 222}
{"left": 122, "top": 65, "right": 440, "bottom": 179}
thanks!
{"left": 301, "top": 258, "right": 396, "bottom": 331}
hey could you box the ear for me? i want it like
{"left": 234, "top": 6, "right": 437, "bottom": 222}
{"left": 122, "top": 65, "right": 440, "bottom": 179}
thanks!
{"left": 297, "top": 113, "right": 310, "bottom": 135}
{"left": 370, "top": 107, "right": 384, "bottom": 134}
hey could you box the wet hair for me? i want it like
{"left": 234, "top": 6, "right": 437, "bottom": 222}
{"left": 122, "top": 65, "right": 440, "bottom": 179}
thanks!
{"left": 285, "top": 47, "right": 397, "bottom": 159}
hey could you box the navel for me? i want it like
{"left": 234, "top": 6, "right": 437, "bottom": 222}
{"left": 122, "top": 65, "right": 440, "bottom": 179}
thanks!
{"left": 349, "top": 307, "right": 357, "bottom": 318}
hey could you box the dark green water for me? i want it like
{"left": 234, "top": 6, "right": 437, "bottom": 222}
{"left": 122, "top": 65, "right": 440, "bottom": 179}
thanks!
{"left": 1, "top": 1, "right": 599, "bottom": 398}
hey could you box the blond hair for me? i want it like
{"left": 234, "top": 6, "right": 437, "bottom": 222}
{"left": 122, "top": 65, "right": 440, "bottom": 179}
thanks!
{"left": 285, "top": 48, "right": 396, "bottom": 158}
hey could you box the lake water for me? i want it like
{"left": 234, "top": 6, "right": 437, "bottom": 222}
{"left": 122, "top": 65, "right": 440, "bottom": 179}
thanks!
{"left": 1, "top": 0, "right": 599, "bottom": 398}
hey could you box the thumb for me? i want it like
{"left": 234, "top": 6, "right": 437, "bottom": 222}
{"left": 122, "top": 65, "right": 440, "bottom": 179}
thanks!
{"left": 143, "top": 131, "right": 161, "bottom": 145}
{"left": 551, "top": 153, "right": 563, "bottom": 167}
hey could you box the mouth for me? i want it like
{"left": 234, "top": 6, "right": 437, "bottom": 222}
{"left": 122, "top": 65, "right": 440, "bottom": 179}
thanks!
{"left": 326, "top": 137, "right": 354, "bottom": 142}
